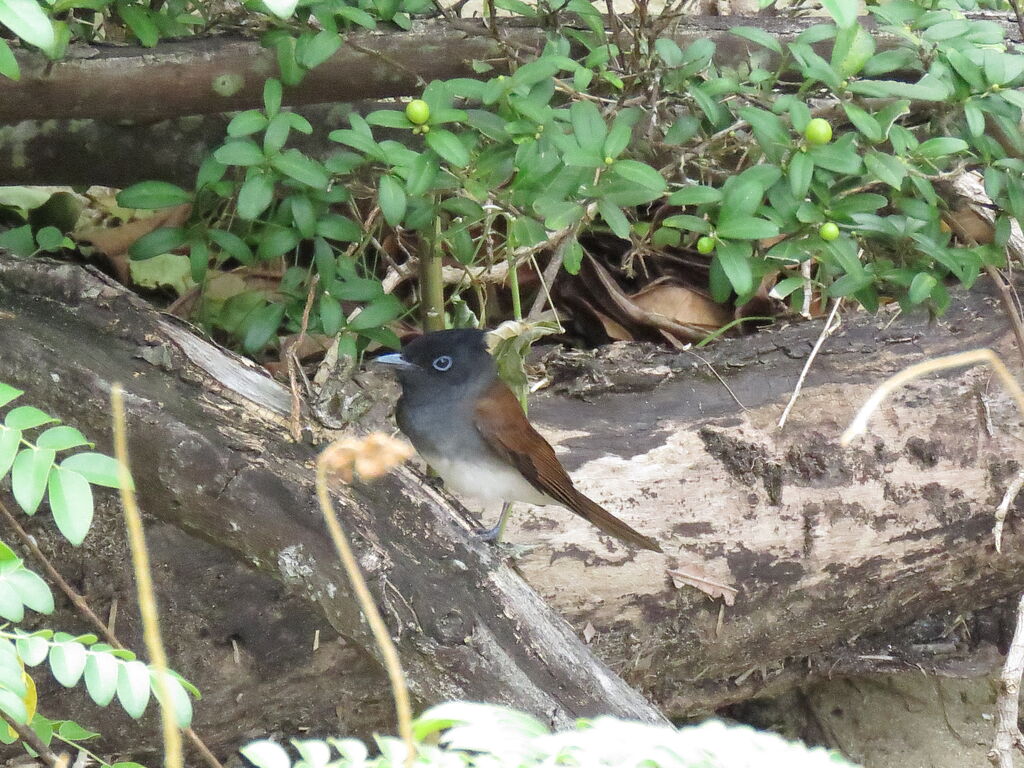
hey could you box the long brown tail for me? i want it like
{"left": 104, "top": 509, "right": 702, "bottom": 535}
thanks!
{"left": 566, "top": 489, "right": 662, "bottom": 552}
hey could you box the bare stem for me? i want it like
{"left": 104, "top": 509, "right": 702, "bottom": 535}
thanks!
{"left": 111, "top": 385, "right": 183, "bottom": 768}
{"left": 419, "top": 219, "right": 446, "bottom": 332}
{"left": 0, "top": 709, "right": 61, "bottom": 767}
{"left": 989, "top": 593, "right": 1024, "bottom": 767}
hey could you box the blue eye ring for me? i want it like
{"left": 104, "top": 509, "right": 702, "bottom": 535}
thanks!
{"left": 432, "top": 355, "right": 453, "bottom": 372}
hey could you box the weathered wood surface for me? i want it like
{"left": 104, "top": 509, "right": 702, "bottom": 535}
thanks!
{"left": 2, "top": 253, "right": 1024, "bottom": 755}
{"left": 0, "top": 254, "right": 664, "bottom": 759}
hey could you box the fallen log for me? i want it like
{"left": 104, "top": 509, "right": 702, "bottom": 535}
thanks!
{"left": 1, "top": 253, "right": 1023, "bottom": 758}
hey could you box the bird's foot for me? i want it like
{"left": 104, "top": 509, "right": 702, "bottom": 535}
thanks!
{"left": 476, "top": 523, "right": 503, "bottom": 542}
{"left": 474, "top": 527, "right": 535, "bottom": 559}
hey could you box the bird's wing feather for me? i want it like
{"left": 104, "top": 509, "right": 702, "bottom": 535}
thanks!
{"left": 472, "top": 380, "right": 662, "bottom": 552}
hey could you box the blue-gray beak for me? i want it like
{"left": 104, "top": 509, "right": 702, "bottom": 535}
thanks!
{"left": 375, "top": 353, "right": 417, "bottom": 369}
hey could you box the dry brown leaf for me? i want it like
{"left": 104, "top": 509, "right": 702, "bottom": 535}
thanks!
{"left": 668, "top": 565, "right": 738, "bottom": 606}
{"left": 631, "top": 278, "right": 732, "bottom": 329}
{"left": 74, "top": 204, "right": 192, "bottom": 284}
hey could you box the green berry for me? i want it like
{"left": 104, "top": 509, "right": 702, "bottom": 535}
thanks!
{"left": 696, "top": 236, "right": 715, "bottom": 254}
{"left": 604, "top": 156, "right": 614, "bottom": 165}
{"left": 405, "top": 99, "right": 430, "bottom": 125}
{"left": 804, "top": 118, "right": 833, "bottom": 145}
{"left": 819, "top": 222, "right": 840, "bottom": 241}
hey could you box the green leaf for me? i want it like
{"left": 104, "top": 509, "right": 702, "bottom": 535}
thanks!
{"left": 378, "top": 175, "right": 407, "bottom": 228}
{"left": 663, "top": 115, "right": 699, "bottom": 145}
{"left": 35, "top": 426, "right": 90, "bottom": 451}
{"left": 84, "top": 653, "right": 118, "bottom": 706}
{"left": 0, "top": 0, "right": 56, "bottom": 55}
{"left": 289, "top": 195, "right": 316, "bottom": 239}
{"left": 16, "top": 635, "right": 49, "bottom": 666}
{"left": 60, "top": 452, "right": 128, "bottom": 489}
{"left": 715, "top": 241, "right": 754, "bottom": 295}
{"left": 667, "top": 186, "right": 722, "bottom": 206}
{"left": 0, "top": 383, "right": 22, "bottom": 409}
{"left": 820, "top": 0, "right": 857, "bottom": 28}
{"left": 366, "top": 110, "right": 414, "bottom": 129}
{"left": 0, "top": 224, "right": 35, "bottom": 257}
{"left": 908, "top": 272, "right": 937, "bottom": 304}
{"left": 241, "top": 741, "right": 292, "bottom": 768}
{"left": 128, "top": 226, "right": 187, "bottom": 261}
{"left": 319, "top": 294, "right": 343, "bottom": 336}
{"left": 263, "top": 113, "right": 291, "bottom": 154}
{"left": 8, "top": 569, "right": 52, "bottom": 614}
{"left": 0, "top": 688, "right": 27, "bottom": 724}
{"left": 597, "top": 199, "right": 630, "bottom": 240}
{"left": 47, "top": 468, "right": 93, "bottom": 546}
{"left": 5, "top": 406, "right": 56, "bottom": 430}
{"left": 789, "top": 151, "right": 814, "bottom": 199}
{"left": 35, "top": 226, "right": 63, "bottom": 252}
{"left": 964, "top": 100, "right": 985, "bottom": 137}
{"left": 117, "top": 181, "right": 191, "bottom": 210}
{"left": 214, "top": 140, "right": 265, "bottom": 167}
{"left": 842, "top": 102, "right": 882, "bottom": 143}
{"left": 117, "top": 2, "right": 158, "bottom": 47}
{"left": 569, "top": 101, "right": 607, "bottom": 154}
{"left": 317, "top": 215, "right": 361, "bottom": 242}
{"left": 610, "top": 160, "right": 666, "bottom": 193}
{"left": 237, "top": 173, "right": 276, "bottom": 221}
{"left": 738, "top": 106, "right": 789, "bottom": 163}
{"left": 0, "top": 39, "right": 20, "bottom": 80}
{"left": 916, "top": 137, "right": 969, "bottom": 159}
{"left": 116, "top": 660, "right": 151, "bottom": 719}
{"left": 348, "top": 295, "right": 403, "bottom": 331}
{"left": 152, "top": 672, "right": 193, "bottom": 728}
{"left": 256, "top": 226, "right": 300, "bottom": 261}
{"left": 56, "top": 721, "right": 100, "bottom": 741}
{"left": 227, "top": 110, "right": 268, "bottom": 137}
{"left": 208, "top": 229, "right": 254, "bottom": 265}
{"left": 242, "top": 303, "right": 286, "bottom": 354}
{"left": 832, "top": 22, "right": 874, "bottom": 78}
{"left": 263, "top": 79, "right": 282, "bottom": 117}
{"left": 716, "top": 216, "right": 780, "bottom": 240}
{"left": 563, "top": 239, "right": 584, "bottom": 275}
{"left": 11, "top": 448, "right": 55, "bottom": 515}
{"left": 336, "top": 4, "right": 376, "bottom": 27}
{"left": 270, "top": 150, "right": 329, "bottom": 190}
{"left": 662, "top": 215, "right": 710, "bottom": 233}
{"left": 297, "top": 29, "right": 340, "bottom": 69}
{"left": 730, "top": 26, "right": 782, "bottom": 54}
{"left": 0, "top": 427, "right": 20, "bottom": 478}
{"left": 864, "top": 151, "right": 906, "bottom": 189}
{"left": 50, "top": 641, "right": 87, "bottom": 687}
{"left": 425, "top": 129, "right": 470, "bottom": 168}
{"left": 0, "top": 582, "right": 23, "bottom": 622}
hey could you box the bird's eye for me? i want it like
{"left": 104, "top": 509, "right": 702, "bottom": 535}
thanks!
{"left": 432, "top": 355, "right": 453, "bottom": 372}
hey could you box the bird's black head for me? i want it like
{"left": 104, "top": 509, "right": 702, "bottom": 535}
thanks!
{"left": 376, "top": 328, "right": 496, "bottom": 398}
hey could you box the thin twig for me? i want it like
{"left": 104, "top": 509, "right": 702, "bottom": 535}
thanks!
{"left": 778, "top": 298, "right": 843, "bottom": 429}
{"left": 995, "top": 468, "right": 1024, "bottom": 554}
{"left": 988, "top": 593, "right": 1024, "bottom": 767}
{"left": 315, "top": 447, "right": 415, "bottom": 766}
{"left": 1007, "top": 0, "right": 1024, "bottom": 42}
{"left": 987, "top": 265, "right": 1024, "bottom": 370}
{"left": 841, "top": 348, "right": 1024, "bottom": 445}
{"left": 683, "top": 349, "right": 747, "bottom": 412}
{"left": 0, "top": 709, "right": 61, "bottom": 767}
{"left": 111, "top": 385, "right": 183, "bottom": 768}
{"left": 286, "top": 274, "right": 320, "bottom": 441}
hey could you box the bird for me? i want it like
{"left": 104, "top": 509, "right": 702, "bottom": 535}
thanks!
{"left": 376, "top": 328, "right": 662, "bottom": 552}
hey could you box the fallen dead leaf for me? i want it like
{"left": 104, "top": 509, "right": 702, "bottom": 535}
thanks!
{"left": 631, "top": 278, "right": 732, "bottom": 329}
{"left": 668, "top": 565, "right": 738, "bottom": 606}
{"left": 74, "top": 203, "right": 192, "bottom": 284}
{"left": 582, "top": 621, "right": 597, "bottom": 644}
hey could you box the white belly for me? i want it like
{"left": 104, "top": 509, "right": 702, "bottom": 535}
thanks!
{"left": 422, "top": 451, "right": 553, "bottom": 507}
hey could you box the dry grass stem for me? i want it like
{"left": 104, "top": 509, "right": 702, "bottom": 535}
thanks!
{"left": 841, "top": 348, "right": 1024, "bottom": 445}
{"left": 111, "top": 385, "right": 184, "bottom": 768}
{"left": 315, "top": 434, "right": 416, "bottom": 765}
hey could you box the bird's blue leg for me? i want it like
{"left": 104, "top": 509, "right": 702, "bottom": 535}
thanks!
{"left": 478, "top": 502, "right": 513, "bottom": 543}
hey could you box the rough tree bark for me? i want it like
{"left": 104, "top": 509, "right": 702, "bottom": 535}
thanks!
{"left": 2, "top": 253, "right": 1024, "bottom": 757}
